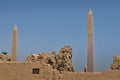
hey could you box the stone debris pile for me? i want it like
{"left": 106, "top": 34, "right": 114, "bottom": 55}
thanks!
{"left": 26, "top": 45, "right": 74, "bottom": 72}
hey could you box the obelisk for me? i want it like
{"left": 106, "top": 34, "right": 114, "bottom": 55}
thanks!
{"left": 87, "top": 9, "right": 94, "bottom": 72}
{"left": 11, "top": 25, "right": 18, "bottom": 61}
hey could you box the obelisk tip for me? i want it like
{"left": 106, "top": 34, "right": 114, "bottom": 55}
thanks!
{"left": 88, "top": 8, "right": 93, "bottom": 15}
{"left": 13, "top": 25, "right": 18, "bottom": 31}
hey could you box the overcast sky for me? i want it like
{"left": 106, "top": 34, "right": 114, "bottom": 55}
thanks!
{"left": 0, "top": 0, "right": 120, "bottom": 72}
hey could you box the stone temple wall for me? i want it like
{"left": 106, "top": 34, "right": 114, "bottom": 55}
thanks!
{"left": 61, "top": 70, "right": 120, "bottom": 80}
{"left": 0, "top": 47, "right": 120, "bottom": 80}
{"left": 0, "top": 62, "right": 120, "bottom": 80}
{"left": 0, "top": 62, "right": 54, "bottom": 80}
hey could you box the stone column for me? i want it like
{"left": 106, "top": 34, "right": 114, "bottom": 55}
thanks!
{"left": 87, "top": 9, "right": 94, "bottom": 72}
{"left": 11, "top": 25, "right": 18, "bottom": 61}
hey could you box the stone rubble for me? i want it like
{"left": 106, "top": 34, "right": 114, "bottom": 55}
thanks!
{"left": 26, "top": 45, "right": 74, "bottom": 72}
{"left": 111, "top": 56, "right": 120, "bottom": 70}
{"left": 0, "top": 52, "right": 12, "bottom": 62}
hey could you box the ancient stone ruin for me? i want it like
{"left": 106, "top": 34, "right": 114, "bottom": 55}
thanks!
{"left": 0, "top": 52, "right": 12, "bottom": 62}
{"left": 111, "top": 56, "right": 120, "bottom": 70}
{"left": 26, "top": 45, "right": 74, "bottom": 72}
{"left": 1, "top": 9, "right": 120, "bottom": 80}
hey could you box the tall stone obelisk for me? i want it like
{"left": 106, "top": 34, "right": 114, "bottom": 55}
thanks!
{"left": 11, "top": 25, "right": 18, "bottom": 61}
{"left": 87, "top": 9, "right": 94, "bottom": 72}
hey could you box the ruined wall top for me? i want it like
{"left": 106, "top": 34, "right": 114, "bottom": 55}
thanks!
{"left": 26, "top": 45, "right": 74, "bottom": 72}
